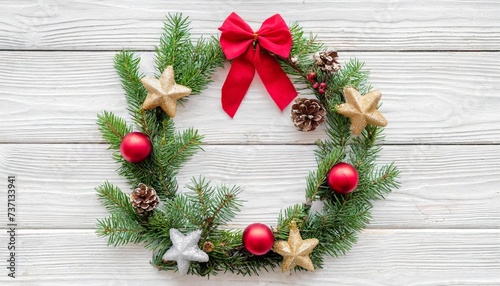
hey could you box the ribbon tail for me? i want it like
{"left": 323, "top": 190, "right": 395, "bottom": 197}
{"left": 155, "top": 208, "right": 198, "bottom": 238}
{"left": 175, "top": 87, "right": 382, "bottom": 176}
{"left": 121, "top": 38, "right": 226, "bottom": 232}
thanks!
{"left": 221, "top": 54, "right": 255, "bottom": 118}
{"left": 254, "top": 49, "right": 297, "bottom": 111}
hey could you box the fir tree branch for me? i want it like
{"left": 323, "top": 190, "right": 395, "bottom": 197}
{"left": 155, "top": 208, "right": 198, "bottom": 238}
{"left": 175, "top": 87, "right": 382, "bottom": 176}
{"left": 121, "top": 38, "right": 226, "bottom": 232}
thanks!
{"left": 279, "top": 22, "right": 322, "bottom": 78}
{"left": 373, "top": 163, "right": 401, "bottom": 194}
{"left": 113, "top": 50, "right": 157, "bottom": 136}
{"left": 275, "top": 204, "right": 308, "bottom": 239}
{"left": 328, "top": 58, "right": 370, "bottom": 100}
{"left": 184, "top": 178, "right": 243, "bottom": 235}
{"left": 187, "top": 177, "right": 211, "bottom": 221}
{"left": 155, "top": 13, "right": 225, "bottom": 95}
{"left": 305, "top": 148, "right": 343, "bottom": 205}
{"left": 155, "top": 13, "right": 191, "bottom": 76}
{"left": 165, "top": 194, "right": 202, "bottom": 228}
{"left": 109, "top": 14, "right": 223, "bottom": 201}
{"left": 272, "top": 25, "right": 400, "bottom": 270}
{"left": 96, "top": 214, "right": 145, "bottom": 246}
{"left": 96, "top": 111, "right": 132, "bottom": 150}
{"left": 146, "top": 128, "right": 204, "bottom": 199}
{"left": 96, "top": 181, "right": 136, "bottom": 217}
{"left": 204, "top": 184, "right": 242, "bottom": 232}
{"left": 166, "top": 129, "right": 204, "bottom": 167}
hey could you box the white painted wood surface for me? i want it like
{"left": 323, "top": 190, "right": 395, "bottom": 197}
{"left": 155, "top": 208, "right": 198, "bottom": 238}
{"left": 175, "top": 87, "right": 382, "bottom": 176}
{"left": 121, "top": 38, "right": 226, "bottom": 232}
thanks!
{"left": 0, "top": 1, "right": 499, "bottom": 285}
{"left": 1, "top": 52, "right": 499, "bottom": 144}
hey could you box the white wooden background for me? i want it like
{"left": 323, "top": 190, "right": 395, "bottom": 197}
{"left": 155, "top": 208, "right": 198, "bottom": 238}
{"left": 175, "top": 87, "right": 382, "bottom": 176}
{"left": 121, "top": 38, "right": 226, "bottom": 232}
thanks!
{"left": 0, "top": 1, "right": 499, "bottom": 285}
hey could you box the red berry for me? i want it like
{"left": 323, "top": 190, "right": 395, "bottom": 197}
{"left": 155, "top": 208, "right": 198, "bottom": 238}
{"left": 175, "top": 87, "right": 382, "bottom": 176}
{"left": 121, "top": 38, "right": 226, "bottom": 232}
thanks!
{"left": 320, "top": 82, "right": 327, "bottom": 89}
{"left": 307, "top": 72, "right": 317, "bottom": 80}
{"left": 312, "top": 82, "right": 319, "bottom": 89}
{"left": 318, "top": 89, "right": 325, "bottom": 94}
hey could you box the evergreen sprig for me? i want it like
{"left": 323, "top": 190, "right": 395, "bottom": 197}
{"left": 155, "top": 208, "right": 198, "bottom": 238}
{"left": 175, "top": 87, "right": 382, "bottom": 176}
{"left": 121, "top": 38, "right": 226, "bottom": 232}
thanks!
{"left": 96, "top": 181, "right": 136, "bottom": 218}
{"left": 158, "top": 178, "right": 243, "bottom": 234}
{"left": 279, "top": 22, "right": 322, "bottom": 80}
{"left": 155, "top": 13, "right": 226, "bottom": 94}
{"left": 276, "top": 23, "right": 400, "bottom": 270}
{"left": 96, "top": 14, "right": 400, "bottom": 277}
{"left": 96, "top": 13, "right": 225, "bottom": 245}
{"left": 97, "top": 111, "right": 132, "bottom": 149}
{"left": 96, "top": 214, "right": 145, "bottom": 247}
{"left": 113, "top": 51, "right": 155, "bottom": 135}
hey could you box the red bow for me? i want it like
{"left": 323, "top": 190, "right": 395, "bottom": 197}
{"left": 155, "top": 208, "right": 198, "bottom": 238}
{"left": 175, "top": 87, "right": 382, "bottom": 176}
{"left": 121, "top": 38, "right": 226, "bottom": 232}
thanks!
{"left": 219, "top": 13, "right": 297, "bottom": 118}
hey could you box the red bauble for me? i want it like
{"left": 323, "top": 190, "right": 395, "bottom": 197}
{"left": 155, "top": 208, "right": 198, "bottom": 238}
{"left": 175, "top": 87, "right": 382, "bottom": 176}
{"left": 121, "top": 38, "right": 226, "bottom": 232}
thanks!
{"left": 327, "top": 162, "right": 359, "bottom": 194}
{"left": 120, "top": 132, "right": 152, "bottom": 163}
{"left": 242, "top": 223, "right": 274, "bottom": 255}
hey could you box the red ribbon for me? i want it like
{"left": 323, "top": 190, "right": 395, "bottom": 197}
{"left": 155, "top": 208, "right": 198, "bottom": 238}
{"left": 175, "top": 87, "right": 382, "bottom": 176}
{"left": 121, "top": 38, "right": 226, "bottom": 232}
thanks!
{"left": 219, "top": 13, "right": 297, "bottom": 118}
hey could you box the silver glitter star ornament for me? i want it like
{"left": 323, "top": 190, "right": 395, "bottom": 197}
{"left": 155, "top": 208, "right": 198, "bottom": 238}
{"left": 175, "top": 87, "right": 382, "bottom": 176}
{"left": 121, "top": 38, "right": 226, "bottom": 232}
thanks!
{"left": 162, "top": 229, "right": 209, "bottom": 275}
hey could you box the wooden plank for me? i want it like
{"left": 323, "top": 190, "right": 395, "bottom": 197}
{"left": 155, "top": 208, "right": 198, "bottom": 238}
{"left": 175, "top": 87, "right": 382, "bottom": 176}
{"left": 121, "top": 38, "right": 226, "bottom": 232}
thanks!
{"left": 0, "top": 144, "right": 498, "bottom": 229}
{"left": 0, "top": 1, "right": 499, "bottom": 50}
{"left": 0, "top": 1, "right": 496, "bottom": 285}
{"left": 0, "top": 51, "right": 499, "bottom": 144}
{"left": 0, "top": 229, "right": 498, "bottom": 285}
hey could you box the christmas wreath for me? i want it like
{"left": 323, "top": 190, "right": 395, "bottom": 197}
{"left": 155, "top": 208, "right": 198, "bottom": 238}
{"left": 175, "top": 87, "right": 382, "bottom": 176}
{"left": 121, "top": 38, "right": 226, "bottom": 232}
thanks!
{"left": 96, "top": 13, "right": 400, "bottom": 276}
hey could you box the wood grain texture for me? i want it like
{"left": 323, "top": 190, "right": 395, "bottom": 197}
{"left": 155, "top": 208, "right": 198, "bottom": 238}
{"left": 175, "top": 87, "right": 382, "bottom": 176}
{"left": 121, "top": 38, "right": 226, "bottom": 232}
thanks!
{"left": 1, "top": 51, "right": 499, "bottom": 144}
{"left": 0, "top": 1, "right": 499, "bottom": 284}
{"left": 0, "top": 0, "right": 499, "bottom": 50}
{"left": 0, "top": 229, "right": 498, "bottom": 285}
{"left": 0, "top": 144, "right": 498, "bottom": 229}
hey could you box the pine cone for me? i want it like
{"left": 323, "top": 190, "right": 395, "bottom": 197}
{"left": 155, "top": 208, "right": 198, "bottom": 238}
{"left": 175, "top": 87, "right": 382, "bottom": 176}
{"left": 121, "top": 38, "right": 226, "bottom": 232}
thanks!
{"left": 313, "top": 50, "right": 341, "bottom": 72}
{"left": 203, "top": 241, "right": 215, "bottom": 253}
{"left": 130, "top": 183, "right": 159, "bottom": 215}
{"left": 291, "top": 98, "right": 326, "bottom": 132}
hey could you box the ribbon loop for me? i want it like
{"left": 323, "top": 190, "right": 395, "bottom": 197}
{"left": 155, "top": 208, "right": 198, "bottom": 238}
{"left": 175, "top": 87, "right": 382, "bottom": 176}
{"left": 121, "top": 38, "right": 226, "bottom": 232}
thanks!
{"left": 219, "top": 13, "right": 297, "bottom": 118}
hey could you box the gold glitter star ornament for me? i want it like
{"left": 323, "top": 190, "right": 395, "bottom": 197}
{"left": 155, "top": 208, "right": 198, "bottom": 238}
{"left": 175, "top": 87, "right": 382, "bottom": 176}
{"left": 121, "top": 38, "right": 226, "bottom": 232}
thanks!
{"left": 336, "top": 86, "right": 388, "bottom": 135}
{"left": 141, "top": 65, "right": 191, "bottom": 118}
{"left": 273, "top": 223, "right": 319, "bottom": 272}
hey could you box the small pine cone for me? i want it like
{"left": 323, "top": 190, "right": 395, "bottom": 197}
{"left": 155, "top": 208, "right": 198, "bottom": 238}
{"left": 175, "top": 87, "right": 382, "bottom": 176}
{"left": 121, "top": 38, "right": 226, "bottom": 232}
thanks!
{"left": 313, "top": 50, "right": 341, "bottom": 72}
{"left": 203, "top": 241, "right": 215, "bottom": 253}
{"left": 291, "top": 98, "right": 326, "bottom": 132}
{"left": 130, "top": 183, "right": 159, "bottom": 215}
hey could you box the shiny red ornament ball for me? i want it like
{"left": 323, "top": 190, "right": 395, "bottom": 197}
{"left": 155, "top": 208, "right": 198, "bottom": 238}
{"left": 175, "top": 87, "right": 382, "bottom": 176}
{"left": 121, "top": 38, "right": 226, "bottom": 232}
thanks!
{"left": 120, "top": 132, "right": 152, "bottom": 163}
{"left": 327, "top": 162, "right": 359, "bottom": 194}
{"left": 242, "top": 223, "right": 274, "bottom": 255}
